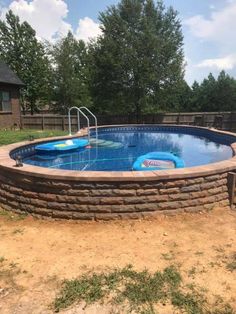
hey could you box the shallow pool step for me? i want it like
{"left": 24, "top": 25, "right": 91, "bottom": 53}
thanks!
{"left": 104, "top": 142, "right": 123, "bottom": 149}
{"left": 89, "top": 138, "right": 123, "bottom": 149}
{"left": 89, "top": 139, "right": 106, "bottom": 145}
{"left": 99, "top": 141, "right": 114, "bottom": 147}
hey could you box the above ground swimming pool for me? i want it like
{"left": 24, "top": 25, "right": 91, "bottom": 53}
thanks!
{"left": 16, "top": 126, "right": 233, "bottom": 171}
{"left": 3, "top": 125, "right": 236, "bottom": 220}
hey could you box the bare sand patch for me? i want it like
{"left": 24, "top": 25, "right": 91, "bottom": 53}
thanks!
{"left": 0, "top": 207, "right": 235, "bottom": 313}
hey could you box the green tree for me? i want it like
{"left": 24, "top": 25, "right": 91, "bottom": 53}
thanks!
{"left": 215, "top": 70, "right": 236, "bottom": 111}
{"left": 198, "top": 73, "right": 217, "bottom": 111}
{"left": 189, "top": 71, "right": 236, "bottom": 112}
{"left": 91, "top": 0, "right": 184, "bottom": 120}
{"left": 172, "top": 80, "right": 192, "bottom": 112}
{"left": 0, "top": 10, "right": 52, "bottom": 114}
{"left": 188, "top": 81, "right": 201, "bottom": 112}
{"left": 51, "top": 32, "right": 92, "bottom": 114}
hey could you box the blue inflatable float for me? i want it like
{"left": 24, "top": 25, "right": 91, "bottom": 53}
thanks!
{"left": 132, "top": 152, "right": 185, "bottom": 171}
{"left": 35, "top": 138, "right": 89, "bottom": 154}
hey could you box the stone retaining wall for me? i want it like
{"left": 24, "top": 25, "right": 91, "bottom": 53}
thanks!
{"left": 0, "top": 168, "right": 230, "bottom": 220}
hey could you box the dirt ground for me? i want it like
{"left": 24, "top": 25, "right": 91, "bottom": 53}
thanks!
{"left": 0, "top": 206, "right": 235, "bottom": 314}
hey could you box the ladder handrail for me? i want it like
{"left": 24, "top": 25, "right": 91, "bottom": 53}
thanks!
{"left": 79, "top": 106, "right": 98, "bottom": 139}
{"left": 68, "top": 106, "right": 90, "bottom": 140}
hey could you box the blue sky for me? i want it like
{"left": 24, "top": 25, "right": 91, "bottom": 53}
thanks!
{"left": 1, "top": 0, "right": 236, "bottom": 85}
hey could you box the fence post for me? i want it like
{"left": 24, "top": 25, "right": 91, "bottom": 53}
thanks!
{"left": 230, "top": 112, "right": 233, "bottom": 131}
{"left": 177, "top": 113, "right": 180, "bottom": 125}
{"left": 62, "top": 116, "right": 66, "bottom": 131}
{"left": 41, "top": 115, "right": 45, "bottom": 130}
{"left": 21, "top": 115, "right": 24, "bottom": 129}
{"left": 201, "top": 114, "right": 204, "bottom": 127}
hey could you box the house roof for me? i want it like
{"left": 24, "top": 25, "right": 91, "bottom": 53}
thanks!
{"left": 0, "top": 62, "right": 24, "bottom": 86}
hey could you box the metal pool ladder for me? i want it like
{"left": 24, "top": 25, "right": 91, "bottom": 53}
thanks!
{"left": 68, "top": 106, "right": 98, "bottom": 141}
{"left": 68, "top": 106, "right": 98, "bottom": 171}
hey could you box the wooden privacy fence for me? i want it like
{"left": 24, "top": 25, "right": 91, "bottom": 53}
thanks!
{"left": 21, "top": 111, "right": 236, "bottom": 132}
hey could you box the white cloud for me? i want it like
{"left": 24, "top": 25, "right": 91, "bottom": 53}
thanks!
{"left": 0, "top": 6, "right": 7, "bottom": 19}
{"left": 0, "top": 0, "right": 102, "bottom": 42}
{"left": 76, "top": 17, "right": 102, "bottom": 42}
{"left": 197, "top": 55, "right": 236, "bottom": 70}
{"left": 184, "top": 1, "right": 236, "bottom": 78}
{"left": 0, "top": 0, "right": 72, "bottom": 40}
{"left": 184, "top": 1, "right": 236, "bottom": 47}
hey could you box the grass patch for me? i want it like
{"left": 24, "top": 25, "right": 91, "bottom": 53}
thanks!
{"left": 195, "top": 251, "right": 204, "bottom": 256}
{"left": 0, "top": 258, "right": 22, "bottom": 292}
{"left": 226, "top": 253, "right": 236, "bottom": 272}
{"left": 54, "top": 265, "right": 235, "bottom": 313}
{"left": 171, "top": 289, "right": 205, "bottom": 313}
{"left": 188, "top": 266, "right": 197, "bottom": 278}
{"left": 161, "top": 252, "right": 174, "bottom": 261}
{"left": 0, "top": 129, "right": 67, "bottom": 146}
{"left": 0, "top": 208, "right": 27, "bottom": 221}
{"left": 0, "top": 256, "right": 5, "bottom": 263}
{"left": 12, "top": 228, "right": 24, "bottom": 235}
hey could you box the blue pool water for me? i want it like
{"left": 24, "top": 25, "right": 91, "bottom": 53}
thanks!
{"left": 22, "top": 127, "right": 233, "bottom": 171}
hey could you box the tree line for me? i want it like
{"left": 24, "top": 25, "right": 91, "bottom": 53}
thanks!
{"left": 1, "top": 0, "right": 236, "bottom": 118}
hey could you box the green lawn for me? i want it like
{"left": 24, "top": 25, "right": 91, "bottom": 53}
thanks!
{"left": 0, "top": 129, "right": 67, "bottom": 146}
